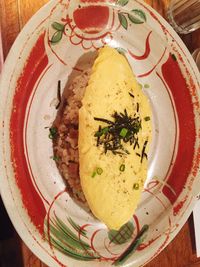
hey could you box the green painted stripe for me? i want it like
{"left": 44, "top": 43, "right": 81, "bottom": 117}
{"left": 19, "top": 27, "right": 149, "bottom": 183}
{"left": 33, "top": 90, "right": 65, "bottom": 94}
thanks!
{"left": 54, "top": 216, "right": 90, "bottom": 248}
{"left": 114, "top": 225, "right": 149, "bottom": 266}
{"left": 50, "top": 236, "right": 99, "bottom": 261}
{"left": 67, "top": 217, "right": 87, "bottom": 237}
{"left": 49, "top": 223, "right": 90, "bottom": 251}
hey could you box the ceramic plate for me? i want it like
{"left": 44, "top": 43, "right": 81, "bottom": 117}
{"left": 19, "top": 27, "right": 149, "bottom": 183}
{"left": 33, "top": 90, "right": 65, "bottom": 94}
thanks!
{"left": 1, "top": 0, "right": 200, "bottom": 266}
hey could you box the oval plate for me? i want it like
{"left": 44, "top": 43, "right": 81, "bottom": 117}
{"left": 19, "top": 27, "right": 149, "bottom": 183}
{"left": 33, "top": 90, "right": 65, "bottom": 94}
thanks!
{"left": 1, "top": 0, "right": 200, "bottom": 266}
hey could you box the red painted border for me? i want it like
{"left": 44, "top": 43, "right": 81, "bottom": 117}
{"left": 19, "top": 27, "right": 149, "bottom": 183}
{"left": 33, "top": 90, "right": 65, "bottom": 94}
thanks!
{"left": 128, "top": 31, "right": 152, "bottom": 60}
{"left": 161, "top": 55, "right": 196, "bottom": 204}
{"left": 10, "top": 32, "right": 48, "bottom": 234}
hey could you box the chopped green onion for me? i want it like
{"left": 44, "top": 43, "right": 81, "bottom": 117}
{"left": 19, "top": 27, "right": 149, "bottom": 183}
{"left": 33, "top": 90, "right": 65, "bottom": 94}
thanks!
{"left": 92, "top": 167, "right": 103, "bottom": 177}
{"left": 133, "top": 183, "right": 140, "bottom": 190}
{"left": 53, "top": 155, "right": 60, "bottom": 162}
{"left": 91, "top": 171, "right": 97, "bottom": 178}
{"left": 119, "top": 164, "right": 125, "bottom": 172}
{"left": 144, "top": 84, "right": 150, "bottom": 89}
{"left": 97, "top": 167, "right": 103, "bottom": 175}
{"left": 49, "top": 127, "right": 58, "bottom": 139}
{"left": 116, "top": 47, "right": 127, "bottom": 55}
{"left": 95, "top": 127, "right": 109, "bottom": 137}
{"left": 120, "top": 128, "right": 128, "bottom": 138}
{"left": 95, "top": 131, "right": 103, "bottom": 137}
{"left": 144, "top": 116, "right": 150, "bottom": 121}
{"left": 102, "top": 127, "right": 109, "bottom": 134}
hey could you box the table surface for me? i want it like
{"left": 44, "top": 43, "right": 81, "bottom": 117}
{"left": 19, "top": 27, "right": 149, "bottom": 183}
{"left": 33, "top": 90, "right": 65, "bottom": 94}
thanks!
{"left": 0, "top": 0, "right": 200, "bottom": 267}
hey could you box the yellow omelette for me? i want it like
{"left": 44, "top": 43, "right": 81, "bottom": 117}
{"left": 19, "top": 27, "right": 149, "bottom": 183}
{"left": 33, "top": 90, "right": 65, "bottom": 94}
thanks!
{"left": 78, "top": 46, "right": 152, "bottom": 230}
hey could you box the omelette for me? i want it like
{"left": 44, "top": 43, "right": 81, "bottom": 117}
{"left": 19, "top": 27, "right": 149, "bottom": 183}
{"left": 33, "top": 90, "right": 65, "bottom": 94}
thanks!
{"left": 78, "top": 46, "right": 152, "bottom": 230}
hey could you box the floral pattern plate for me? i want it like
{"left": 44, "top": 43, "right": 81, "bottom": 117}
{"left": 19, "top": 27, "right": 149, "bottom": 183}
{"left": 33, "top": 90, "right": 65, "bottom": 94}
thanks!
{"left": 0, "top": 0, "right": 200, "bottom": 266}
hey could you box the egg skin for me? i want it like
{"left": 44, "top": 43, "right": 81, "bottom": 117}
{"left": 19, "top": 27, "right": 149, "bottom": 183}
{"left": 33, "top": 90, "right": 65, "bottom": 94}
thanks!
{"left": 79, "top": 46, "right": 152, "bottom": 230}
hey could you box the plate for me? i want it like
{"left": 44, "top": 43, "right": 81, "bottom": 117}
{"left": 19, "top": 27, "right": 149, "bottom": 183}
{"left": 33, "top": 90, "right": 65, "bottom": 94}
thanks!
{"left": 1, "top": 0, "right": 200, "bottom": 266}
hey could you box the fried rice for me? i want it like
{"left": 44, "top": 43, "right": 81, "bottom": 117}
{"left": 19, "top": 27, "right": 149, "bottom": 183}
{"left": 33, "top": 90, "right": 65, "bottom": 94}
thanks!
{"left": 52, "top": 68, "right": 91, "bottom": 203}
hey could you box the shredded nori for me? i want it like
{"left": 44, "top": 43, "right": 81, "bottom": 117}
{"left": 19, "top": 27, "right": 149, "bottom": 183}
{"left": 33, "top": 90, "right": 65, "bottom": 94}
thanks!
{"left": 141, "top": 140, "right": 148, "bottom": 163}
{"left": 136, "top": 102, "right": 139, "bottom": 113}
{"left": 56, "top": 80, "right": 61, "bottom": 109}
{"left": 133, "top": 137, "right": 139, "bottom": 150}
{"left": 129, "top": 92, "right": 135, "bottom": 98}
{"left": 94, "top": 109, "right": 141, "bottom": 155}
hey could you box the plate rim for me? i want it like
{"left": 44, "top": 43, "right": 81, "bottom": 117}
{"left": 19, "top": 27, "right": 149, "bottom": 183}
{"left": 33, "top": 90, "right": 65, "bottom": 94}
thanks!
{"left": 0, "top": 0, "right": 200, "bottom": 266}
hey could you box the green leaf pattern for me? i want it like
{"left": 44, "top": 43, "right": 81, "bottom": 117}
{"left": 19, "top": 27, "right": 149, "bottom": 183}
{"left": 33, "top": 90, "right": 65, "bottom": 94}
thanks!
{"left": 45, "top": 215, "right": 149, "bottom": 264}
{"left": 52, "top": 22, "right": 65, "bottom": 32}
{"left": 114, "top": 225, "right": 149, "bottom": 265}
{"left": 108, "top": 221, "right": 134, "bottom": 244}
{"left": 68, "top": 217, "right": 87, "bottom": 237}
{"left": 50, "top": 8, "right": 146, "bottom": 44}
{"left": 118, "top": 13, "right": 128, "bottom": 30}
{"left": 129, "top": 9, "right": 147, "bottom": 24}
{"left": 45, "top": 216, "right": 100, "bottom": 261}
{"left": 50, "top": 22, "right": 65, "bottom": 44}
{"left": 118, "top": 9, "right": 147, "bottom": 30}
{"left": 115, "top": 47, "right": 127, "bottom": 55}
{"left": 117, "top": 0, "right": 129, "bottom": 6}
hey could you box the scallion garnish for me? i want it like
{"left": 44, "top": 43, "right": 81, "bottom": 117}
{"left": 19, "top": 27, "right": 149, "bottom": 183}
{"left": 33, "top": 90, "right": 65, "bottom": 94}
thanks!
{"left": 102, "top": 127, "right": 109, "bottom": 134}
{"left": 95, "top": 131, "right": 103, "bottom": 137}
{"left": 144, "top": 116, "right": 150, "bottom": 121}
{"left": 53, "top": 155, "right": 60, "bottom": 162}
{"left": 49, "top": 127, "right": 58, "bottom": 139}
{"left": 119, "top": 164, "right": 125, "bottom": 172}
{"left": 97, "top": 167, "right": 103, "bottom": 175}
{"left": 92, "top": 167, "right": 103, "bottom": 177}
{"left": 91, "top": 171, "right": 97, "bottom": 178}
{"left": 95, "top": 127, "right": 109, "bottom": 137}
{"left": 133, "top": 183, "right": 139, "bottom": 190}
{"left": 120, "top": 128, "right": 128, "bottom": 138}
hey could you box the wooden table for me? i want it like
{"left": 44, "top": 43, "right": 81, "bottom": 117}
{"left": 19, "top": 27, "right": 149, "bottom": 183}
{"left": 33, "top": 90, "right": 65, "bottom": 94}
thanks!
{"left": 0, "top": 1, "right": 200, "bottom": 267}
